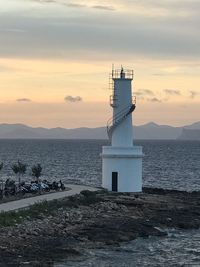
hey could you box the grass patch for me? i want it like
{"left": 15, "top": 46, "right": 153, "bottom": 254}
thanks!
{"left": 0, "top": 199, "right": 67, "bottom": 227}
{"left": 0, "top": 190, "right": 103, "bottom": 227}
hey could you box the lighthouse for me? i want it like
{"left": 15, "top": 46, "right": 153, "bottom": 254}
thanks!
{"left": 102, "top": 67, "right": 143, "bottom": 192}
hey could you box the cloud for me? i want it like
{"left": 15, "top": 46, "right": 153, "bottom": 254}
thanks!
{"left": 135, "top": 96, "right": 145, "bottom": 101}
{"left": 135, "top": 89, "right": 154, "bottom": 96}
{"left": 164, "top": 89, "right": 181, "bottom": 95}
{"left": 66, "top": 3, "right": 86, "bottom": 8}
{"left": 189, "top": 90, "right": 198, "bottom": 99}
{"left": 16, "top": 98, "right": 32, "bottom": 102}
{"left": 64, "top": 96, "right": 82, "bottom": 103}
{"left": 1, "top": 0, "right": 200, "bottom": 61}
{"left": 30, "top": 0, "right": 56, "bottom": 3}
{"left": 141, "top": 89, "right": 154, "bottom": 95}
{"left": 147, "top": 97, "right": 162, "bottom": 103}
{"left": 92, "top": 5, "right": 115, "bottom": 11}
{"left": 29, "top": 0, "right": 114, "bottom": 11}
{"left": 134, "top": 90, "right": 161, "bottom": 102}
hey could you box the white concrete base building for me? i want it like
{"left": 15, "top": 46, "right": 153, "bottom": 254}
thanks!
{"left": 102, "top": 68, "right": 143, "bottom": 192}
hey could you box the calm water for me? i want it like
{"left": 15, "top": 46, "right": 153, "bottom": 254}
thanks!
{"left": 0, "top": 139, "right": 200, "bottom": 266}
{"left": 0, "top": 139, "right": 199, "bottom": 191}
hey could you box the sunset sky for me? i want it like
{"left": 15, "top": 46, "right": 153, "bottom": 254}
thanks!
{"left": 0, "top": 0, "right": 199, "bottom": 128}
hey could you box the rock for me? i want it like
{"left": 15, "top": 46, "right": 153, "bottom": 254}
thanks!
{"left": 0, "top": 246, "right": 7, "bottom": 250}
{"left": 1, "top": 188, "right": 200, "bottom": 265}
{"left": 153, "top": 227, "right": 167, "bottom": 236}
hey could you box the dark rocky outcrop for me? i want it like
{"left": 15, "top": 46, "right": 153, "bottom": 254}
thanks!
{"left": 1, "top": 188, "right": 200, "bottom": 266}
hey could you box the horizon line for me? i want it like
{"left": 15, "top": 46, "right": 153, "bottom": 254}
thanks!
{"left": 0, "top": 120, "right": 199, "bottom": 130}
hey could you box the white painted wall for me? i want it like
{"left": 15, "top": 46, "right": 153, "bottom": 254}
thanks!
{"left": 102, "top": 69, "right": 143, "bottom": 193}
{"left": 102, "top": 146, "right": 143, "bottom": 192}
{"left": 112, "top": 78, "right": 133, "bottom": 147}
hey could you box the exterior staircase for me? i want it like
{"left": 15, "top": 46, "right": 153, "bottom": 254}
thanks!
{"left": 107, "top": 104, "right": 136, "bottom": 140}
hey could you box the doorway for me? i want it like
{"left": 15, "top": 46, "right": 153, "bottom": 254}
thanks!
{"left": 112, "top": 172, "right": 118, "bottom": 192}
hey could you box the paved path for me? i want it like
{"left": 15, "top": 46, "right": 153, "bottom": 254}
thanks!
{"left": 0, "top": 184, "right": 98, "bottom": 213}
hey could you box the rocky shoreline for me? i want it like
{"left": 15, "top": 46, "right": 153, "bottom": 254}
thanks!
{"left": 1, "top": 187, "right": 200, "bottom": 266}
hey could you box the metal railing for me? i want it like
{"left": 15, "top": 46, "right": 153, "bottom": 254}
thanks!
{"left": 110, "top": 95, "right": 118, "bottom": 107}
{"left": 132, "top": 95, "right": 136, "bottom": 105}
{"left": 112, "top": 69, "right": 134, "bottom": 80}
{"left": 109, "top": 95, "right": 136, "bottom": 108}
{"left": 107, "top": 104, "right": 136, "bottom": 139}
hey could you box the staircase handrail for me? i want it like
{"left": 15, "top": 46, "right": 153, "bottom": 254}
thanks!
{"left": 107, "top": 105, "right": 131, "bottom": 128}
{"left": 107, "top": 104, "right": 136, "bottom": 139}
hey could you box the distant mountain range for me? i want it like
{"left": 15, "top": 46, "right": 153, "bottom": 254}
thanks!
{"left": 0, "top": 122, "right": 200, "bottom": 140}
{"left": 178, "top": 129, "right": 200, "bottom": 140}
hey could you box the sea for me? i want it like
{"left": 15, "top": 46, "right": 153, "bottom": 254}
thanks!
{"left": 0, "top": 139, "right": 200, "bottom": 266}
{"left": 0, "top": 139, "right": 199, "bottom": 192}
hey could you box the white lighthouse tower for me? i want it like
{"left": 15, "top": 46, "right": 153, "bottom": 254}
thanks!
{"left": 102, "top": 67, "right": 143, "bottom": 192}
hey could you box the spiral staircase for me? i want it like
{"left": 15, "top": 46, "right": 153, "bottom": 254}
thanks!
{"left": 107, "top": 103, "right": 136, "bottom": 140}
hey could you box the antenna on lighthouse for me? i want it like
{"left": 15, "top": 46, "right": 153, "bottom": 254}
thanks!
{"left": 120, "top": 65, "right": 125, "bottom": 78}
{"left": 112, "top": 63, "right": 114, "bottom": 77}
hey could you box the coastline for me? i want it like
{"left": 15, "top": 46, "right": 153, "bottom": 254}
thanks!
{"left": 0, "top": 188, "right": 200, "bottom": 266}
